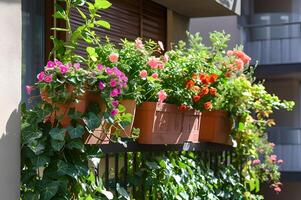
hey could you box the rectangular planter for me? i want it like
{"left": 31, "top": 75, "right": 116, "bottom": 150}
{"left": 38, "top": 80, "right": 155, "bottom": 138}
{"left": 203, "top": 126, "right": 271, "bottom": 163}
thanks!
{"left": 134, "top": 102, "right": 201, "bottom": 144}
{"left": 199, "top": 110, "right": 232, "bottom": 145}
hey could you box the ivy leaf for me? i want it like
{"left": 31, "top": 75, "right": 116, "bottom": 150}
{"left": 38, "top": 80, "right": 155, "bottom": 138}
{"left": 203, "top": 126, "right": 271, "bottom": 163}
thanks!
{"left": 29, "top": 140, "right": 45, "bottom": 155}
{"left": 32, "top": 155, "right": 49, "bottom": 169}
{"left": 51, "top": 140, "right": 65, "bottom": 151}
{"left": 49, "top": 128, "right": 66, "bottom": 141}
{"left": 66, "top": 139, "right": 84, "bottom": 150}
{"left": 40, "top": 182, "right": 59, "bottom": 200}
{"left": 68, "top": 108, "right": 83, "bottom": 120}
{"left": 95, "top": 20, "right": 110, "bottom": 29}
{"left": 67, "top": 125, "right": 85, "bottom": 139}
{"left": 23, "top": 192, "right": 39, "bottom": 200}
{"left": 94, "top": 0, "right": 112, "bottom": 9}
{"left": 83, "top": 112, "right": 101, "bottom": 130}
{"left": 101, "top": 190, "right": 114, "bottom": 200}
{"left": 116, "top": 183, "right": 130, "bottom": 200}
{"left": 57, "top": 160, "right": 69, "bottom": 176}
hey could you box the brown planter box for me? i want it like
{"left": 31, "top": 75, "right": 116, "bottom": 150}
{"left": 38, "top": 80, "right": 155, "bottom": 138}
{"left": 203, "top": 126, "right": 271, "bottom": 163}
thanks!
{"left": 199, "top": 110, "right": 232, "bottom": 145}
{"left": 84, "top": 92, "right": 110, "bottom": 144}
{"left": 120, "top": 99, "right": 136, "bottom": 137}
{"left": 134, "top": 102, "right": 201, "bottom": 144}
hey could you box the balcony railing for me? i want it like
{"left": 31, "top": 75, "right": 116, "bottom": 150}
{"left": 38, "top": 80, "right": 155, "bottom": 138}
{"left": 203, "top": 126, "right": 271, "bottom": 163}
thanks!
{"left": 95, "top": 142, "right": 234, "bottom": 199}
{"left": 268, "top": 127, "right": 301, "bottom": 172}
{"left": 243, "top": 21, "right": 301, "bottom": 65}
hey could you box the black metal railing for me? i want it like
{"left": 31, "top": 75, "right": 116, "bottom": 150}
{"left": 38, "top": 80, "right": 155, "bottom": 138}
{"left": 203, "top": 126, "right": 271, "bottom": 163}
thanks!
{"left": 94, "top": 142, "right": 234, "bottom": 199}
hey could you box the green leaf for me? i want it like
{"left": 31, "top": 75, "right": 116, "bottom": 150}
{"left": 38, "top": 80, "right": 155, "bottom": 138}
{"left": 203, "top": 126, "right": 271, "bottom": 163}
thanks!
{"left": 49, "top": 128, "right": 66, "bottom": 141}
{"left": 83, "top": 112, "right": 101, "bottom": 130}
{"left": 66, "top": 139, "right": 84, "bottom": 150}
{"left": 101, "top": 190, "right": 114, "bottom": 200}
{"left": 95, "top": 20, "right": 110, "bottom": 29}
{"left": 40, "top": 182, "right": 59, "bottom": 200}
{"left": 76, "top": 7, "right": 87, "bottom": 19}
{"left": 32, "top": 155, "right": 49, "bottom": 169}
{"left": 116, "top": 183, "right": 130, "bottom": 200}
{"left": 29, "top": 140, "right": 45, "bottom": 155}
{"left": 51, "top": 140, "right": 65, "bottom": 151}
{"left": 67, "top": 125, "right": 85, "bottom": 139}
{"left": 94, "top": 0, "right": 112, "bottom": 9}
{"left": 86, "top": 47, "right": 98, "bottom": 62}
{"left": 68, "top": 108, "right": 82, "bottom": 120}
{"left": 57, "top": 160, "right": 69, "bottom": 176}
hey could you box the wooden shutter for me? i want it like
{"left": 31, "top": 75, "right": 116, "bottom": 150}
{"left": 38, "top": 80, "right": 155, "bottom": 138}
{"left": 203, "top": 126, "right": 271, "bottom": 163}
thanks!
{"left": 69, "top": 0, "right": 166, "bottom": 53}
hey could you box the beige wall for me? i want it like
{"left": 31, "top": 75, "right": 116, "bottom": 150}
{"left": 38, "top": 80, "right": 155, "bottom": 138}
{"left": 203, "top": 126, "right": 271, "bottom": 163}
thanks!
{"left": 189, "top": 16, "right": 241, "bottom": 49}
{"left": 264, "top": 78, "right": 300, "bottom": 127}
{"left": 0, "top": 0, "right": 21, "bottom": 199}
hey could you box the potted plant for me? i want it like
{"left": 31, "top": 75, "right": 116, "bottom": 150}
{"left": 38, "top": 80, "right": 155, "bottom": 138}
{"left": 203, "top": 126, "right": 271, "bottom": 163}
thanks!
{"left": 36, "top": 59, "right": 88, "bottom": 127}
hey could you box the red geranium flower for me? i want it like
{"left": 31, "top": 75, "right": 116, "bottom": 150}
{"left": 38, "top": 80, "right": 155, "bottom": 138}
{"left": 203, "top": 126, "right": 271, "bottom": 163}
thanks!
{"left": 209, "top": 74, "right": 218, "bottom": 83}
{"left": 210, "top": 87, "right": 217, "bottom": 95}
{"left": 178, "top": 104, "right": 188, "bottom": 111}
{"left": 186, "top": 80, "right": 195, "bottom": 89}
{"left": 204, "top": 101, "right": 212, "bottom": 110}
{"left": 193, "top": 95, "right": 201, "bottom": 102}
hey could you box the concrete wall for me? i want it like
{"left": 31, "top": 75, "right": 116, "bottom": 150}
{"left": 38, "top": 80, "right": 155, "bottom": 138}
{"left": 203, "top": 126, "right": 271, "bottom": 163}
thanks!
{"left": 0, "top": 0, "right": 21, "bottom": 199}
{"left": 189, "top": 16, "right": 241, "bottom": 49}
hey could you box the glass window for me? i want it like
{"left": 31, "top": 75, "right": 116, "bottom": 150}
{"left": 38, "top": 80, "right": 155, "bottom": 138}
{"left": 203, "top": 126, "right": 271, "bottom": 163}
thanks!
{"left": 22, "top": 0, "right": 45, "bottom": 103}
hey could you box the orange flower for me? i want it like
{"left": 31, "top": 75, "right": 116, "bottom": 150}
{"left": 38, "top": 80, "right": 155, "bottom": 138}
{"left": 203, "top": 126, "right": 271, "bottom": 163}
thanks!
{"left": 186, "top": 80, "right": 195, "bottom": 89}
{"left": 201, "top": 87, "right": 209, "bottom": 95}
{"left": 193, "top": 95, "right": 201, "bottom": 102}
{"left": 210, "top": 87, "right": 217, "bottom": 95}
{"left": 192, "top": 73, "right": 198, "bottom": 80}
{"left": 209, "top": 74, "right": 218, "bottom": 83}
{"left": 204, "top": 101, "right": 212, "bottom": 110}
{"left": 192, "top": 86, "right": 201, "bottom": 93}
{"left": 225, "top": 71, "right": 232, "bottom": 78}
{"left": 200, "top": 73, "right": 209, "bottom": 85}
{"left": 178, "top": 104, "right": 188, "bottom": 111}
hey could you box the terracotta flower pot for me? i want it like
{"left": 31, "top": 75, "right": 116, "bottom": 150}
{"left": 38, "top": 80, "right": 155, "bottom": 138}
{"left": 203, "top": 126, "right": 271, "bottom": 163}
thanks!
{"left": 40, "top": 88, "right": 87, "bottom": 127}
{"left": 199, "top": 110, "right": 232, "bottom": 145}
{"left": 120, "top": 99, "right": 136, "bottom": 137}
{"left": 134, "top": 102, "right": 201, "bottom": 144}
{"left": 83, "top": 92, "right": 110, "bottom": 144}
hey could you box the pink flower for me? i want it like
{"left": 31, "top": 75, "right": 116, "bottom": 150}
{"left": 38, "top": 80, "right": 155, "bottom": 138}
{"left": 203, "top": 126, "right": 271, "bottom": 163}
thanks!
{"left": 25, "top": 85, "right": 34, "bottom": 95}
{"left": 269, "top": 142, "right": 275, "bottom": 147}
{"left": 158, "top": 41, "right": 164, "bottom": 51}
{"left": 112, "top": 100, "right": 119, "bottom": 107}
{"left": 54, "top": 59, "right": 62, "bottom": 66}
{"left": 277, "top": 159, "right": 284, "bottom": 164}
{"left": 135, "top": 38, "right": 144, "bottom": 49}
{"left": 111, "top": 108, "right": 119, "bottom": 116}
{"left": 148, "top": 56, "right": 159, "bottom": 69}
{"left": 99, "top": 81, "right": 105, "bottom": 90}
{"left": 157, "top": 90, "right": 167, "bottom": 103}
{"left": 106, "top": 67, "right": 113, "bottom": 75}
{"left": 235, "top": 59, "right": 244, "bottom": 71}
{"left": 110, "top": 89, "right": 119, "bottom": 97}
{"left": 252, "top": 159, "right": 261, "bottom": 165}
{"left": 151, "top": 73, "right": 158, "bottom": 79}
{"left": 270, "top": 154, "right": 277, "bottom": 162}
{"left": 44, "top": 75, "right": 53, "bottom": 83}
{"left": 73, "top": 63, "right": 81, "bottom": 69}
{"left": 110, "top": 79, "right": 117, "bottom": 87}
{"left": 59, "top": 65, "right": 68, "bottom": 74}
{"left": 274, "top": 187, "right": 281, "bottom": 193}
{"left": 97, "top": 64, "right": 104, "bottom": 71}
{"left": 37, "top": 71, "right": 45, "bottom": 81}
{"left": 163, "top": 54, "right": 169, "bottom": 63}
{"left": 158, "top": 62, "right": 165, "bottom": 69}
{"left": 139, "top": 70, "right": 148, "bottom": 79}
{"left": 108, "top": 53, "right": 119, "bottom": 63}
{"left": 47, "top": 61, "right": 55, "bottom": 69}
{"left": 227, "top": 50, "right": 234, "bottom": 56}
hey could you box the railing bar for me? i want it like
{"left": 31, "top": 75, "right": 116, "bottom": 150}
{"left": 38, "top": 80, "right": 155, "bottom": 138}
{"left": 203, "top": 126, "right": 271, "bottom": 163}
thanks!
{"left": 124, "top": 152, "right": 128, "bottom": 189}
{"left": 105, "top": 153, "right": 109, "bottom": 189}
{"left": 132, "top": 152, "right": 137, "bottom": 197}
{"left": 115, "top": 153, "right": 119, "bottom": 189}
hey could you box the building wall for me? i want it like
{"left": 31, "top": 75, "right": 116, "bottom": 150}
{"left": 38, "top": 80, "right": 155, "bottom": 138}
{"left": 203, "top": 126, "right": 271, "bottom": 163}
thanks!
{"left": 0, "top": 0, "right": 21, "bottom": 199}
{"left": 262, "top": 181, "right": 301, "bottom": 200}
{"left": 189, "top": 16, "right": 241, "bottom": 48}
{"left": 264, "top": 78, "right": 300, "bottom": 127}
